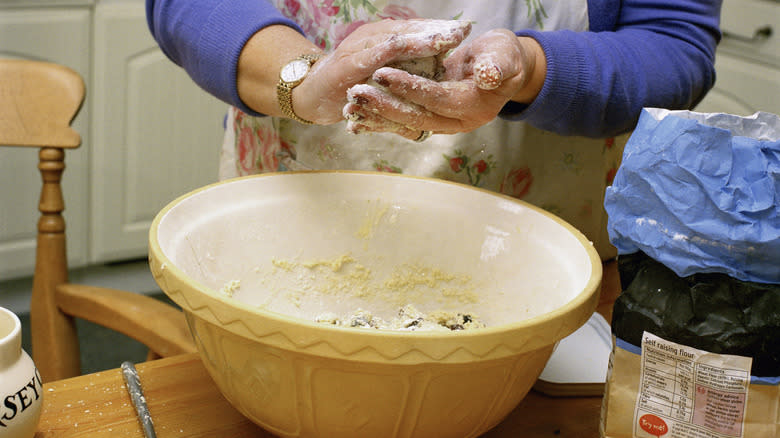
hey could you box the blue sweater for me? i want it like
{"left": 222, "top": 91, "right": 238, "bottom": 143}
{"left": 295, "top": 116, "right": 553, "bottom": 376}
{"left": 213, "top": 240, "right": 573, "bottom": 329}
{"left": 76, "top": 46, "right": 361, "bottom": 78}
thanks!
{"left": 146, "top": 0, "right": 721, "bottom": 138}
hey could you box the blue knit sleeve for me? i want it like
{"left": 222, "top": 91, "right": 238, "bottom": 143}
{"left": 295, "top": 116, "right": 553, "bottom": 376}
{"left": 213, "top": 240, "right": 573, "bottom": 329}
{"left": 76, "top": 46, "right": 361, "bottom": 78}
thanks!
{"left": 502, "top": 0, "right": 722, "bottom": 138}
{"left": 146, "top": 0, "right": 302, "bottom": 115}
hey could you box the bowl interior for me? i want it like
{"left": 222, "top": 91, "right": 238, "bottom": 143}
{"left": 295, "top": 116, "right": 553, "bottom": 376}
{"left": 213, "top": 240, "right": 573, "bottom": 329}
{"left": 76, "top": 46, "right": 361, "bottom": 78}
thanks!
{"left": 155, "top": 172, "right": 597, "bottom": 328}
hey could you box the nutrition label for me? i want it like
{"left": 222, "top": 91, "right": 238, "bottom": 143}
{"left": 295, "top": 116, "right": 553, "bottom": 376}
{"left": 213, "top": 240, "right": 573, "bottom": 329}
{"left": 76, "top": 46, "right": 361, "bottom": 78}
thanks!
{"left": 633, "top": 332, "right": 752, "bottom": 438}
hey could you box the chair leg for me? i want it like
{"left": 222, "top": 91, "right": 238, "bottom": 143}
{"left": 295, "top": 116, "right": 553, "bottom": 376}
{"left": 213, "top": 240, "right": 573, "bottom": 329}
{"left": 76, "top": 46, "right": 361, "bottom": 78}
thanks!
{"left": 31, "top": 147, "right": 81, "bottom": 382}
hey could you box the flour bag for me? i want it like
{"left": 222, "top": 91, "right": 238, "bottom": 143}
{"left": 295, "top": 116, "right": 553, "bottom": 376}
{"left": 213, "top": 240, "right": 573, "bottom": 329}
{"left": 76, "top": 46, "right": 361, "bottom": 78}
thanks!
{"left": 600, "top": 108, "right": 779, "bottom": 438}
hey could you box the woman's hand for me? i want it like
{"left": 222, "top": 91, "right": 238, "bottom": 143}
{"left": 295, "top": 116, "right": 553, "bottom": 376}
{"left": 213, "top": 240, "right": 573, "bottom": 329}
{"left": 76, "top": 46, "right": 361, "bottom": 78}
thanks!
{"left": 342, "top": 29, "right": 546, "bottom": 140}
{"left": 237, "top": 20, "right": 471, "bottom": 124}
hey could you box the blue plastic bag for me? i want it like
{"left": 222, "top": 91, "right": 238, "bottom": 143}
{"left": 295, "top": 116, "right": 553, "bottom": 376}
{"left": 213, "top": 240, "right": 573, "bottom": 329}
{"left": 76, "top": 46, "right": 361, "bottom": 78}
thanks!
{"left": 605, "top": 108, "right": 780, "bottom": 284}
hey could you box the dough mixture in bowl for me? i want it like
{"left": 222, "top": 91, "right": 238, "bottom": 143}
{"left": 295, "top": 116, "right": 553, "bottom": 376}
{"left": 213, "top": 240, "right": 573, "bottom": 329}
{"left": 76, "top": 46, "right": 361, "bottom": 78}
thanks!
{"left": 219, "top": 252, "right": 488, "bottom": 331}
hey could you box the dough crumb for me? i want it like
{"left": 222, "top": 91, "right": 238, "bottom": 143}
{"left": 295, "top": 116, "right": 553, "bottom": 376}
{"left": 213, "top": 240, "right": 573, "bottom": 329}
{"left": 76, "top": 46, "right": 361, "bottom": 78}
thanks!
{"left": 316, "top": 304, "right": 485, "bottom": 331}
{"left": 219, "top": 279, "right": 241, "bottom": 297}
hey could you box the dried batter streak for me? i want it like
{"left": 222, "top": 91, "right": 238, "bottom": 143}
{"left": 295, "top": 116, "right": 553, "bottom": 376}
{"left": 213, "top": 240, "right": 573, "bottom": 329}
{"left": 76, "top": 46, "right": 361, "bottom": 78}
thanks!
{"left": 221, "top": 254, "right": 486, "bottom": 330}
{"left": 268, "top": 254, "right": 478, "bottom": 306}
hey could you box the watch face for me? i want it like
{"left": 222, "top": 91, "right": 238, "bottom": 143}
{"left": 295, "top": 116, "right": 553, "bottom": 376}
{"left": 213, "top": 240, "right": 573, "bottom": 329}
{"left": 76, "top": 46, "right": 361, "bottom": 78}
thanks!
{"left": 280, "top": 59, "right": 311, "bottom": 83}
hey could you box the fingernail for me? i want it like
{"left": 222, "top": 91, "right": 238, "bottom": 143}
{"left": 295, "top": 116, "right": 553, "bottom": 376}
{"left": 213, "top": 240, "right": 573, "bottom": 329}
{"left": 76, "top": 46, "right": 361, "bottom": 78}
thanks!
{"left": 475, "top": 62, "right": 502, "bottom": 90}
{"left": 373, "top": 75, "right": 390, "bottom": 87}
{"left": 348, "top": 93, "right": 369, "bottom": 105}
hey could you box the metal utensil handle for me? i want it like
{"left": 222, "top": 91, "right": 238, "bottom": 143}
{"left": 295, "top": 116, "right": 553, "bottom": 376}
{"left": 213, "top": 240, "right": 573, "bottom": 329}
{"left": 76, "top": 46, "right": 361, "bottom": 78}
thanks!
{"left": 121, "top": 361, "right": 158, "bottom": 438}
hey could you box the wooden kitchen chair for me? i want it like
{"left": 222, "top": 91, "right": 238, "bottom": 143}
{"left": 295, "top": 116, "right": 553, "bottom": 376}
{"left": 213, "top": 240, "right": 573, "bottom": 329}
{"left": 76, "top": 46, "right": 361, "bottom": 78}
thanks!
{"left": 0, "top": 59, "right": 196, "bottom": 382}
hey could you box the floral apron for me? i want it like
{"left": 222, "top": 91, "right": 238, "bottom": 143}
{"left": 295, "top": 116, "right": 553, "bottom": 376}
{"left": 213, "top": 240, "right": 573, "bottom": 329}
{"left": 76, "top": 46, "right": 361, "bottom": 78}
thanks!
{"left": 220, "top": 0, "right": 629, "bottom": 259}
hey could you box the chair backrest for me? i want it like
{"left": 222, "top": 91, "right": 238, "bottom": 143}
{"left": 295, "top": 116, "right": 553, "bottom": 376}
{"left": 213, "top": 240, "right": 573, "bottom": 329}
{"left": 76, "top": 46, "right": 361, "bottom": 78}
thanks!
{"left": 0, "top": 59, "right": 84, "bottom": 148}
{"left": 1, "top": 59, "right": 86, "bottom": 379}
{"left": 2, "top": 59, "right": 196, "bottom": 382}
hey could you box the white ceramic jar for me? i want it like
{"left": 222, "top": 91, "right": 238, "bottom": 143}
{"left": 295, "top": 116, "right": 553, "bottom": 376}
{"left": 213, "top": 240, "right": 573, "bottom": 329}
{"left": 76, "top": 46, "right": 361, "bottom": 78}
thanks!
{"left": 0, "top": 307, "right": 43, "bottom": 438}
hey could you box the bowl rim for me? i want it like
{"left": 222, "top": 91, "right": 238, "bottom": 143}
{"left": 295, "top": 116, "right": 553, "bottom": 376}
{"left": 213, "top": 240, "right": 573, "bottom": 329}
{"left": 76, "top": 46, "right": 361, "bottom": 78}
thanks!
{"left": 149, "top": 171, "right": 602, "bottom": 362}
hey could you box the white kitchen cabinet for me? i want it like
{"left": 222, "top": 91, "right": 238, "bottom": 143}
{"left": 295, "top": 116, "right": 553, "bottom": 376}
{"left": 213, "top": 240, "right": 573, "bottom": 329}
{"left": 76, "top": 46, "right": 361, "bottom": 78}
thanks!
{"left": 0, "top": 0, "right": 225, "bottom": 281}
{"left": 696, "top": 0, "right": 780, "bottom": 115}
{"left": 696, "top": 54, "right": 779, "bottom": 115}
{"left": 90, "top": 1, "right": 225, "bottom": 262}
{"left": 0, "top": 4, "right": 92, "bottom": 279}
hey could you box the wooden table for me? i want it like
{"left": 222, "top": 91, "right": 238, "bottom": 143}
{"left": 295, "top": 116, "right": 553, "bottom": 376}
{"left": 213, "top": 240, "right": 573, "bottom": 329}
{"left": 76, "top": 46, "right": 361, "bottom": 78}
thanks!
{"left": 34, "top": 353, "right": 603, "bottom": 438}
{"left": 36, "top": 263, "right": 622, "bottom": 437}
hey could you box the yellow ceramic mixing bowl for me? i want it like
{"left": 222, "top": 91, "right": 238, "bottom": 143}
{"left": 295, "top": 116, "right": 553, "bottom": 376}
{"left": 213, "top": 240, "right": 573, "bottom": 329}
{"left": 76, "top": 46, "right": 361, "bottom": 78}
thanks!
{"left": 149, "top": 171, "right": 602, "bottom": 438}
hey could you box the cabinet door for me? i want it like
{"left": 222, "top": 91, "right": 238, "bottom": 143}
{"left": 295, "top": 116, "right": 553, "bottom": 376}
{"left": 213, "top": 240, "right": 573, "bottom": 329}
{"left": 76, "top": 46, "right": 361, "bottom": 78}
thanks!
{"left": 695, "top": 0, "right": 779, "bottom": 116}
{"left": 695, "top": 52, "right": 779, "bottom": 116}
{"left": 0, "top": 7, "right": 91, "bottom": 280}
{"left": 91, "top": 2, "right": 226, "bottom": 263}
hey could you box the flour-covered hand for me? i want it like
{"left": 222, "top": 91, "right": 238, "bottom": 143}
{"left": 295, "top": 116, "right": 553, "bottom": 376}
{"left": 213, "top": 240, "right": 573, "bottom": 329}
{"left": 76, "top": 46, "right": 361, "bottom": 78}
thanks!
{"left": 343, "top": 29, "right": 545, "bottom": 140}
{"left": 294, "top": 19, "right": 471, "bottom": 124}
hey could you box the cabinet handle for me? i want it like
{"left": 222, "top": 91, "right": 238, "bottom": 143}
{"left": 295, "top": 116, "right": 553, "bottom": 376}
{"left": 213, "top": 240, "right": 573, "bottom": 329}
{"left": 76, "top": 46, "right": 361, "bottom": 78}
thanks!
{"left": 723, "top": 25, "right": 773, "bottom": 43}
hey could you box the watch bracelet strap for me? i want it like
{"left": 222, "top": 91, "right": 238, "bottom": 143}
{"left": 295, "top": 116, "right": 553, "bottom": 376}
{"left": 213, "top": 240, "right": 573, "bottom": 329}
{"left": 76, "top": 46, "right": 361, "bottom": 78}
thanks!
{"left": 277, "top": 53, "right": 322, "bottom": 125}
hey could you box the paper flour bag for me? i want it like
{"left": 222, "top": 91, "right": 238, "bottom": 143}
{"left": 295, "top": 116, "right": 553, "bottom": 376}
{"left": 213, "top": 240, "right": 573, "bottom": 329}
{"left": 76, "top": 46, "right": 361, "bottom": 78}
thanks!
{"left": 601, "top": 108, "right": 779, "bottom": 438}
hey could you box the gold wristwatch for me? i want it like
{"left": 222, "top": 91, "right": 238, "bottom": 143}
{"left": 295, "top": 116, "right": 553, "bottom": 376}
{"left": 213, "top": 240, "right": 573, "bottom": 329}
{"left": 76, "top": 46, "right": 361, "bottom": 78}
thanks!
{"left": 277, "top": 53, "right": 322, "bottom": 124}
